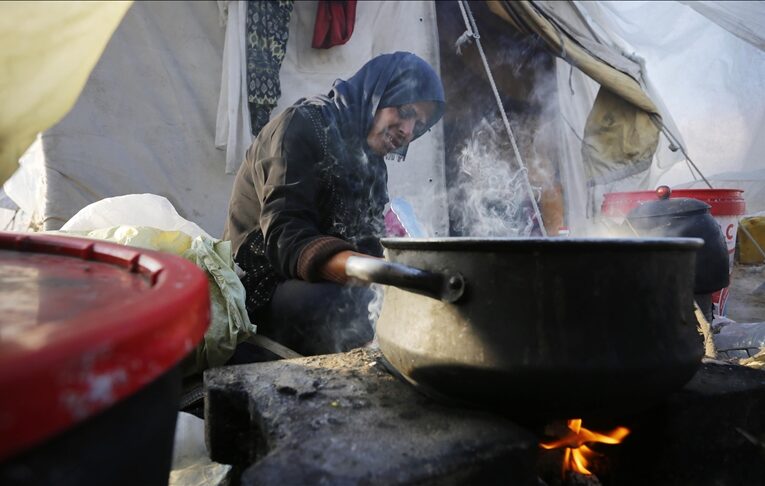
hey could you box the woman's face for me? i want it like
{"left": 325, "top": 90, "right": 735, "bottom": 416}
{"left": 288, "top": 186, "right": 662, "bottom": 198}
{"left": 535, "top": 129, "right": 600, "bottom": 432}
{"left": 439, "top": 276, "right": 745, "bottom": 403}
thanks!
{"left": 366, "top": 101, "right": 437, "bottom": 156}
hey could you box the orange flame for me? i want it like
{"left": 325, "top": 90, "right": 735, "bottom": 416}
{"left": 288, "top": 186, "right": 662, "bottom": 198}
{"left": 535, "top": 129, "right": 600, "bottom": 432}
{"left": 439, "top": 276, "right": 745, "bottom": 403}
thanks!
{"left": 540, "top": 419, "right": 630, "bottom": 476}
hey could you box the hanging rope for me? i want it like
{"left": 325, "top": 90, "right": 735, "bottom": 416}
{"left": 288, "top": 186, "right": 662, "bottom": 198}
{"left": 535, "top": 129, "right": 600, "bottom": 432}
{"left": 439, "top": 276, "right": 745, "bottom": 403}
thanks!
{"left": 457, "top": 0, "right": 548, "bottom": 236}
{"left": 455, "top": 1, "right": 474, "bottom": 54}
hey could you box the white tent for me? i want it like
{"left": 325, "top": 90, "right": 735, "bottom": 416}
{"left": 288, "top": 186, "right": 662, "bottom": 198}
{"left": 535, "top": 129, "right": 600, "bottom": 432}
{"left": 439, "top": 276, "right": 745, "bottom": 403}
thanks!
{"left": 595, "top": 1, "right": 765, "bottom": 211}
{"left": 2, "top": 1, "right": 448, "bottom": 237}
{"left": 2, "top": 0, "right": 764, "bottom": 236}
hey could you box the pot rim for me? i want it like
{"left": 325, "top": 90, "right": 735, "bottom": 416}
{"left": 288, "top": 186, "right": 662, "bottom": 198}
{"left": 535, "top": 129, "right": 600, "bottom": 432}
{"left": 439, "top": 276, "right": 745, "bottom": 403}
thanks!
{"left": 381, "top": 236, "right": 704, "bottom": 251}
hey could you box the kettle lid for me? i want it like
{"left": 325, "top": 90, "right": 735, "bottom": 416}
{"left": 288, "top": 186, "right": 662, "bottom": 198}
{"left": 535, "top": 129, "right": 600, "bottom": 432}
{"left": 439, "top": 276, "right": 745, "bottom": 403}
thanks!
{"left": 626, "top": 186, "right": 711, "bottom": 219}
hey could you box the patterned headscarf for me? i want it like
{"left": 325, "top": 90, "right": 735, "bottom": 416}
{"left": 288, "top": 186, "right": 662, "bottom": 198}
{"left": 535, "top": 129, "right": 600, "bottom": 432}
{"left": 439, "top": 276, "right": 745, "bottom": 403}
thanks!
{"left": 303, "top": 52, "right": 445, "bottom": 155}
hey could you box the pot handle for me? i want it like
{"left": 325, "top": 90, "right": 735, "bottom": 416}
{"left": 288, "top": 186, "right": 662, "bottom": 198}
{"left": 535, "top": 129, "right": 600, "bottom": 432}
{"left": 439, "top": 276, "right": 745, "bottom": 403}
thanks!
{"left": 345, "top": 256, "right": 465, "bottom": 303}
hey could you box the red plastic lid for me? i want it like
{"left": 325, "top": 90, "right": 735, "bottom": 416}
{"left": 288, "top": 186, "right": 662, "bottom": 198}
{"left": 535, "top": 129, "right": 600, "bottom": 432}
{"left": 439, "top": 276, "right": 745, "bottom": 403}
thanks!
{"left": 602, "top": 188, "right": 746, "bottom": 217}
{"left": 0, "top": 232, "right": 210, "bottom": 460}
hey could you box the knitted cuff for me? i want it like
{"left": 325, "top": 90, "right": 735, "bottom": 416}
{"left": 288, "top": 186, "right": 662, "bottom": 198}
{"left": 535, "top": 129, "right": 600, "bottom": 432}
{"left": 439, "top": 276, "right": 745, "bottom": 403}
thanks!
{"left": 297, "top": 236, "right": 355, "bottom": 282}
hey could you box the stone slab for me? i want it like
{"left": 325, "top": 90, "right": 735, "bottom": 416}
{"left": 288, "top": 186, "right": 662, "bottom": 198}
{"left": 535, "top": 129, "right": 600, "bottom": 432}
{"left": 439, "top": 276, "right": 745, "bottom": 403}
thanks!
{"left": 204, "top": 348, "right": 538, "bottom": 485}
{"left": 611, "top": 362, "right": 765, "bottom": 486}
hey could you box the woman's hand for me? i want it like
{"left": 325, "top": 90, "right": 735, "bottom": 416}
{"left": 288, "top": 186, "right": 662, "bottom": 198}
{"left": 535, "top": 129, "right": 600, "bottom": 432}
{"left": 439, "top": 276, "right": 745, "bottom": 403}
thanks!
{"left": 318, "top": 250, "right": 381, "bottom": 284}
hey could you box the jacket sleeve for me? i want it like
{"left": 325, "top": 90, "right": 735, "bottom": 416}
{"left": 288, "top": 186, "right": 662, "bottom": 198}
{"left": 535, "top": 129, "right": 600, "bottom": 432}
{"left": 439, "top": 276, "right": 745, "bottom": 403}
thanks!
{"left": 253, "top": 109, "right": 353, "bottom": 281}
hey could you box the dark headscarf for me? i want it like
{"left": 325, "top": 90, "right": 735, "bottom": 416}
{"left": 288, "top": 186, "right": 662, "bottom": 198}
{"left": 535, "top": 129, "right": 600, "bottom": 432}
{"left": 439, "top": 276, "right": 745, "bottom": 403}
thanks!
{"left": 302, "top": 52, "right": 445, "bottom": 156}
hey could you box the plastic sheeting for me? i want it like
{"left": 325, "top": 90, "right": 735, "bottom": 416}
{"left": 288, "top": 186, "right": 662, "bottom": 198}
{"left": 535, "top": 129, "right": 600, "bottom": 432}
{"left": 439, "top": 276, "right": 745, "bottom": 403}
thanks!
{"left": 715, "top": 322, "right": 765, "bottom": 358}
{"left": 61, "top": 193, "right": 208, "bottom": 239}
{"left": 170, "top": 412, "right": 232, "bottom": 486}
{"left": 0, "top": 1, "right": 132, "bottom": 186}
{"left": 551, "top": 1, "right": 765, "bottom": 230}
{"left": 592, "top": 1, "right": 765, "bottom": 190}
{"left": 680, "top": 1, "right": 765, "bottom": 52}
{"left": 57, "top": 194, "right": 255, "bottom": 376}
{"left": 554, "top": 60, "right": 597, "bottom": 231}
{"left": 0, "top": 136, "right": 45, "bottom": 231}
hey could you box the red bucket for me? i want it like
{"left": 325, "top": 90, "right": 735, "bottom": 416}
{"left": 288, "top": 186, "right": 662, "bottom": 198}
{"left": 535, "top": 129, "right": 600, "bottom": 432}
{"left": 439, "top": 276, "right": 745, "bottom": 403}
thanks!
{"left": 602, "top": 189, "right": 746, "bottom": 315}
{"left": 0, "top": 231, "right": 210, "bottom": 483}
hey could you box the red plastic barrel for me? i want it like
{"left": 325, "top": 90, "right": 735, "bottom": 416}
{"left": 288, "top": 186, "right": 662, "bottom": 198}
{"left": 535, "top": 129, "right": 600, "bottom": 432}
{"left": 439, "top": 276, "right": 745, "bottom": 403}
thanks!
{"left": 0, "top": 231, "right": 210, "bottom": 461}
{"left": 601, "top": 189, "right": 745, "bottom": 218}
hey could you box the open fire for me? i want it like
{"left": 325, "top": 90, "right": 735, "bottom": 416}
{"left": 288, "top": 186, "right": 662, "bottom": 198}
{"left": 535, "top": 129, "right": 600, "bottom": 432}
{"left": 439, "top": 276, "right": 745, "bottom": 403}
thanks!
{"left": 540, "top": 419, "right": 630, "bottom": 477}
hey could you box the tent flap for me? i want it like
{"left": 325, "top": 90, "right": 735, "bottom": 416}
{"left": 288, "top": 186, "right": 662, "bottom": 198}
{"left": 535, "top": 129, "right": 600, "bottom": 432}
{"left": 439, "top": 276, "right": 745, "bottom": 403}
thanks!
{"left": 0, "top": 1, "right": 132, "bottom": 186}
{"left": 487, "top": 0, "right": 657, "bottom": 114}
{"left": 582, "top": 87, "right": 658, "bottom": 186}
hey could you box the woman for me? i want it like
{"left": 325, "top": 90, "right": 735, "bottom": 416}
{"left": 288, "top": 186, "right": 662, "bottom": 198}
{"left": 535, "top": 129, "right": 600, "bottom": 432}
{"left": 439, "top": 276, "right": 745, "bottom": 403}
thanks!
{"left": 224, "top": 52, "right": 445, "bottom": 356}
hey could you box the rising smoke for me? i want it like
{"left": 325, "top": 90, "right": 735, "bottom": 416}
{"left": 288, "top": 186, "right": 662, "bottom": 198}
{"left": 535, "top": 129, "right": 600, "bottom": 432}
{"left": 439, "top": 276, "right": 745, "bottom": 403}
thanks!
{"left": 440, "top": 5, "right": 563, "bottom": 238}
{"left": 448, "top": 112, "right": 559, "bottom": 237}
{"left": 450, "top": 117, "right": 537, "bottom": 237}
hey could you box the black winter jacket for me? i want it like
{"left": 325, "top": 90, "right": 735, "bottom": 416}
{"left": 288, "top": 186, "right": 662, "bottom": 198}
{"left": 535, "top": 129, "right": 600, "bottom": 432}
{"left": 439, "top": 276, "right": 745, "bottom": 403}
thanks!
{"left": 224, "top": 103, "right": 389, "bottom": 312}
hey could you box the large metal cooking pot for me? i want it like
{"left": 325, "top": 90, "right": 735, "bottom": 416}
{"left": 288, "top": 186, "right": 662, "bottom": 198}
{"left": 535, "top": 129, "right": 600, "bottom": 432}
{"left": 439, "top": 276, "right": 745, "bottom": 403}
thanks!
{"left": 346, "top": 237, "right": 704, "bottom": 419}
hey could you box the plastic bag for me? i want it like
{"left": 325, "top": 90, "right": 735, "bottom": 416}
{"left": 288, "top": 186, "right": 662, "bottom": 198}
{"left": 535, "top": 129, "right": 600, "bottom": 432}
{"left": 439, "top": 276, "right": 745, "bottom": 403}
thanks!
{"left": 61, "top": 193, "right": 209, "bottom": 239}
{"left": 170, "top": 412, "right": 232, "bottom": 486}
{"left": 182, "top": 237, "right": 253, "bottom": 373}
{"left": 55, "top": 194, "right": 256, "bottom": 375}
{"left": 714, "top": 321, "right": 765, "bottom": 359}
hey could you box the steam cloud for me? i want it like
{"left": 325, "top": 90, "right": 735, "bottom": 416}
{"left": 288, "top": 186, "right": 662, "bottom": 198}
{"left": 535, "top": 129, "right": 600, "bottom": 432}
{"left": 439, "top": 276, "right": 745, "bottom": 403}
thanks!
{"left": 448, "top": 115, "right": 549, "bottom": 237}
{"left": 442, "top": 19, "right": 562, "bottom": 238}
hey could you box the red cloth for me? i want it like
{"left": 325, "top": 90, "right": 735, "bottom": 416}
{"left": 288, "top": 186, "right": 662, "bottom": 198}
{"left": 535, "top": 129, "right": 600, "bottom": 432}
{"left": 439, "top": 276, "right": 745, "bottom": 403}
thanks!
{"left": 312, "top": 0, "right": 357, "bottom": 49}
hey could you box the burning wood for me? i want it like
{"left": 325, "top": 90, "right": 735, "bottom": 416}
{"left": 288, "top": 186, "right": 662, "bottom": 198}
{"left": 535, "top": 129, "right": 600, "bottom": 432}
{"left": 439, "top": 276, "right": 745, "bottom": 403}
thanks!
{"left": 695, "top": 302, "right": 717, "bottom": 359}
{"left": 540, "top": 419, "right": 629, "bottom": 477}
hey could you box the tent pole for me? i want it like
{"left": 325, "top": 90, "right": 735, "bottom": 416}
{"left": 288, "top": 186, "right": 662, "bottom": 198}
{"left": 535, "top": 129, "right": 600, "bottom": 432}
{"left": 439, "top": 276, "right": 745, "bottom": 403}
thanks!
{"left": 457, "top": 0, "right": 548, "bottom": 236}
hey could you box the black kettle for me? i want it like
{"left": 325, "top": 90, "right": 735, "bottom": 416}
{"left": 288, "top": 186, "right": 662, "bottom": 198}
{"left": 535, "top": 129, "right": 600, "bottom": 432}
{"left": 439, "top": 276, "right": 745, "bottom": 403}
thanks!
{"left": 625, "top": 186, "right": 729, "bottom": 296}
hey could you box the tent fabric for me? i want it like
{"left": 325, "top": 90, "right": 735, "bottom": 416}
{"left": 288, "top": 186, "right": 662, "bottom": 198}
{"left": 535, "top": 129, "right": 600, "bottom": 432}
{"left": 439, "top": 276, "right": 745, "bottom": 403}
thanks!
{"left": 486, "top": 1, "right": 657, "bottom": 114}
{"left": 554, "top": 60, "right": 595, "bottom": 230}
{"left": 5, "top": 0, "right": 446, "bottom": 239}
{"left": 483, "top": 0, "right": 764, "bottom": 230}
{"left": 35, "top": 1, "right": 230, "bottom": 233}
{"left": 554, "top": 59, "right": 671, "bottom": 227}
{"left": 572, "top": 1, "right": 688, "bottom": 155}
{"left": 0, "top": 1, "right": 132, "bottom": 187}
{"left": 581, "top": 87, "right": 659, "bottom": 186}
{"left": 680, "top": 1, "right": 765, "bottom": 52}
{"left": 435, "top": 0, "right": 565, "bottom": 236}
{"left": 592, "top": 1, "right": 765, "bottom": 192}
{"left": 7, "top": 0, "right": 759, "bottom": 239}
